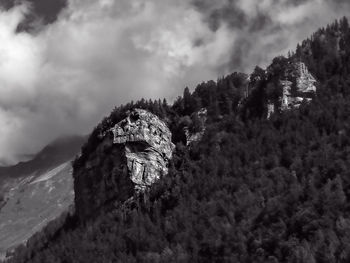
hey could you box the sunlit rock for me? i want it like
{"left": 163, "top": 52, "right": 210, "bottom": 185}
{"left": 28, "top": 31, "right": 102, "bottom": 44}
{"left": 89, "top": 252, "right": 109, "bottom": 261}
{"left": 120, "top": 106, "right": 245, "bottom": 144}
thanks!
{"left": 184, "top": 108, "right": 207, "bottom": 146}
{"left": 280, "top": 62, "right": 316, "bottom": 110}
{"left": 74, "top": 109, "right": 175, "bottom": 220}
{"left": 111, "top": 109, "right": 175, "bottom": 191}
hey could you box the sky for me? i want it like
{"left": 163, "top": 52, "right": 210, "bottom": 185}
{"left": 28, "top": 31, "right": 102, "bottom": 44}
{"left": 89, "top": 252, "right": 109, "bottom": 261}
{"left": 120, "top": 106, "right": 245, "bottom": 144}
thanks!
{"left": 0, "top": 0, "right": 349, "bottom": 164}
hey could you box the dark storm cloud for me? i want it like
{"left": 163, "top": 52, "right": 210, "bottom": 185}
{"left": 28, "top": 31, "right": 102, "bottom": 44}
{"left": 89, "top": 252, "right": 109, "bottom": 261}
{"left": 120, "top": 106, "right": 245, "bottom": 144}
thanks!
{"left": 191, "top": 0, "right": 248, "bottom": 31}
{"left": 0, "top": 0, "right": 67, "bottom": 32}
{"left": 0, "top": 0, "right": 349, "bottom": 164}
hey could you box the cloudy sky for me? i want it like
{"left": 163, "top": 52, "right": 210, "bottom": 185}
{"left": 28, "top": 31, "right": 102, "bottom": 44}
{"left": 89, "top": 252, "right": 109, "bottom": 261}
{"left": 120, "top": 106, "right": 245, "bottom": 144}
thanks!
{"left": 0, "top": 0, "right": 349, "bottom": 164}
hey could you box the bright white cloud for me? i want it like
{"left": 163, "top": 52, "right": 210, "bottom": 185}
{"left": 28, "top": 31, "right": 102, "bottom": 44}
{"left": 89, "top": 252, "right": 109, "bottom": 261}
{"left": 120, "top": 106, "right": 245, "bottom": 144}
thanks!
{"left": 0, "top": 0, "right": 349, "bottom": 164}
{"left": 0, "top": 0, "right": 235, "bottom": 163}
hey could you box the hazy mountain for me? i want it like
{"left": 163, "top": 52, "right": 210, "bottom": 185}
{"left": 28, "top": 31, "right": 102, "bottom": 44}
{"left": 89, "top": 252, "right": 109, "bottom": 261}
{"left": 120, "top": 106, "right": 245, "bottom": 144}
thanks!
{"left": 0, "top": 135, "right": 86, "bottom": 181}
{"left": 0, "top": 135, "right": 85, "bottom": 257}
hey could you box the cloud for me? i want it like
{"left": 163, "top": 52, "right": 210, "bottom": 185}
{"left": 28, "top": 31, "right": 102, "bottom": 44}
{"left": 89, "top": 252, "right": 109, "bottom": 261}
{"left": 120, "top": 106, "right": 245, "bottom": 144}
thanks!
{"left": 0, "top": 0, "right": 349, "bottom": 164}
{"left": 0, "top": 0, "right": 235, "bottom": 164}
{"left": 0, "top": 0, "right": 67, "bottom": 32}
{"left": 191, "top": 0, "right": 350, "bottom": 71}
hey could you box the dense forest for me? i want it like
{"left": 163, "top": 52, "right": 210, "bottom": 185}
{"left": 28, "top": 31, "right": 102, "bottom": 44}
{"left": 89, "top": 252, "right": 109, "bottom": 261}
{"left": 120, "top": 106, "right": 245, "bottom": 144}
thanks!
{"left": 6, "top": 17, "right": 350, "bottom": 263}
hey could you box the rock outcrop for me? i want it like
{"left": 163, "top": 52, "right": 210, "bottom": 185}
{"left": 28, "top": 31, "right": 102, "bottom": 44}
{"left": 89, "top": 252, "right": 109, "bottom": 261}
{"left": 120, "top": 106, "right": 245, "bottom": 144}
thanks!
{"left": 74, "top": 109, "right": 175, "bottom": 220}
{"left": 267, "top": 62, "right": 317, "bottom": 118}
{"left": 267, "top": 102, "right": 275, "bottom": 119}
{"left": 281, "top": 62, "right": 316, "bottom": 110}
{"left": 184, "top": 108, "right": 207, "bottom": 145}
{"left": 111, "top": 109, "right": 175, "bottom": 191}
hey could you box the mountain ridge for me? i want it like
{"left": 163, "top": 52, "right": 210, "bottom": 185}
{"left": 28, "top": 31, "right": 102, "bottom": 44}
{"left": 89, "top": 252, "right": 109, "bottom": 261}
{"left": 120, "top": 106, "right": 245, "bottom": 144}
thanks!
{"left": 5, "top": 17, "right": 350, "bottom": 263}
{"left": 0, "top": 135, "right": 86, "bottom": 180}
{"left": 0, "top": 135, "right": 86, "bottom": 257}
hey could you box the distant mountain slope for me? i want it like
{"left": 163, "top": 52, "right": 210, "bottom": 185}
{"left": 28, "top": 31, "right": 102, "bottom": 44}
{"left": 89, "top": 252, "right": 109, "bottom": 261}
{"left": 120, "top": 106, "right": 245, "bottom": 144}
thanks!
{"left": 0, "top": 135, "right": 86, "bottom": 182}
{"left": 0, "top": 162, "right": 73, "bottom": 254}
{"left": 0, "top": 135, "right": 85, "bottom": 257}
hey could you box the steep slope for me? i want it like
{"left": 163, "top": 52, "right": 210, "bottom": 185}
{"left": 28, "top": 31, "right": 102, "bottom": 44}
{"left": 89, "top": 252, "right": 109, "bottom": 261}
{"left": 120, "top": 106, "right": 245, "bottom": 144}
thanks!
{"left": 0, "top": 135, "right": 86, "bottom": 181}
{"left": 0, "top": 163, "right": 73, "bottom": 254}
{"left": 0, "top": 135, "right": 85, "bottom": 256}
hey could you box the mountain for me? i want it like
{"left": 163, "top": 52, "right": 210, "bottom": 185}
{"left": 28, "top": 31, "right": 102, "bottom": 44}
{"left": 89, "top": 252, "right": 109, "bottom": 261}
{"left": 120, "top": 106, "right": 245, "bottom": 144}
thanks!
{"left": 0, "top": 135, "right": 85, "bottom": 257}
{"left": 0, "top": 135, "right": 86, "bottom": 181}
{"left": 5, "top": 17, "right": 350, "bottom": 263}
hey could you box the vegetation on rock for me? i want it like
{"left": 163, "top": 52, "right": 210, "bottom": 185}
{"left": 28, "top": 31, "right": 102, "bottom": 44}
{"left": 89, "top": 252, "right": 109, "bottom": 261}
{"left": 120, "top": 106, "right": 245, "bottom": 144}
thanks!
{"left": 6, "top": 17, "right": 350, "bottom": 263}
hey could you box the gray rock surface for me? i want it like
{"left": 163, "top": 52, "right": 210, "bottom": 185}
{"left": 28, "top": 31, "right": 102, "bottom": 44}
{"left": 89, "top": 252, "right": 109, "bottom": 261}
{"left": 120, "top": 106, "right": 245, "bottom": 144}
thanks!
{"left": 74, "top": 109, "right": 175, "bottom": 220}
{"left": 267, "top": 62, "right": 317, "bottom": 119}
{"left": 281, "top": 62, "right": 316, "bottom": 110}
{"left": 111, "top": 109, "right": 175, "bottom": 191}
{"left": 184, "top": 108, "right": 207, "bottom": 146}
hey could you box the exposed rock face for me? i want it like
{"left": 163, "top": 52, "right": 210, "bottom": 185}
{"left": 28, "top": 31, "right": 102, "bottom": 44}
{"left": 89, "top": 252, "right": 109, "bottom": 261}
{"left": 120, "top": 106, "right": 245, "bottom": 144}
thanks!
{"left": 296, "top": 62, "right": 317, "bottom": 92}
{"left": 281, "top": 62, "right": 316, "bottom": 110}
{"left": 184, "top": 108, "right": 207, "bottom": 145}
{"left": 267, "top": 62, "right": 317, "bottom": 119}
{"left": 111, "top": 109, "right": 175, "bottom": 191}
{"left": 267, "top": 102, "right": 275, "bottom": 119}
{"left": 74, "top": 109, "right": 175, "bottom": 220}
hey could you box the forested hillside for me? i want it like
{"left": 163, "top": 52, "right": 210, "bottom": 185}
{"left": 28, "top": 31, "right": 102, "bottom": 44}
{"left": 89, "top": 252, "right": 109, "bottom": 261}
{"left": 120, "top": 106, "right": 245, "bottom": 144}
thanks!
{"left": 7, "top": 17, "right": 350, "bottom": 263}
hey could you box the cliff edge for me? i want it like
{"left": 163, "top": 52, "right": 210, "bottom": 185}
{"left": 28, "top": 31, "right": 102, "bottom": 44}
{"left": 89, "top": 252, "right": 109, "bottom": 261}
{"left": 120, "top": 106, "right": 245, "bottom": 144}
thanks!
{"left": 74, "top": 109, "right": 175, "bottom": 220}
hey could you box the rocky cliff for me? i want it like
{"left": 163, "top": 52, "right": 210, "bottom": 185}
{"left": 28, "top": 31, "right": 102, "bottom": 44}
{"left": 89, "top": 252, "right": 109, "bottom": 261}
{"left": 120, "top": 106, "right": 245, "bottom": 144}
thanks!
{"left": 267, "top": 61, "right": 317, "bottom": 118}
{"left": 111, "top": 109, "right": 175, "bottom": 190}
{"left": 184, "top": 108, "right": 207, "bottom": 145}
{"left": 74, "top": 109, "right": 175, "bottom": 220}
{"left": 280, "top": 62, "right": 316, "bottom": 110}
